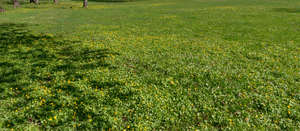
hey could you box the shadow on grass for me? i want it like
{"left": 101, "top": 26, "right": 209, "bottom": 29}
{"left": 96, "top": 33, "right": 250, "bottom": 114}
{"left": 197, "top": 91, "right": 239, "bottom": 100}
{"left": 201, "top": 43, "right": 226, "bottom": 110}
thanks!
{"left": 273, "top": 8, "right": 300, "bottom": 13}
{"left": 0, "top": 23, "right": 135, "bottom": 129}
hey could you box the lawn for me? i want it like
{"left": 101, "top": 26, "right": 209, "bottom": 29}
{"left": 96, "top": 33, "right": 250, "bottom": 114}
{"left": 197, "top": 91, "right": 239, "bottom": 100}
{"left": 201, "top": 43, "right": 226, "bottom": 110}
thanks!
{"left": 0, "top": 0, "right": 299, "bottom": 130}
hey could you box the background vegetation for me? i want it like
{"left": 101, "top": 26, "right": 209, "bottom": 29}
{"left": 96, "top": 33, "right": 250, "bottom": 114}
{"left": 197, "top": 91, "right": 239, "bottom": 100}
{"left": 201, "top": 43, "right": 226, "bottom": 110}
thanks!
{"left": 0, "top": 0, "right": 299, "bottom": 130}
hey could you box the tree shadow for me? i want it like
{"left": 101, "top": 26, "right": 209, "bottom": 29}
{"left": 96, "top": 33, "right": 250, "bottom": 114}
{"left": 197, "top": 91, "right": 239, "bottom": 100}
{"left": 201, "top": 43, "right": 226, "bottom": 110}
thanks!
{"left": 0, "top": 23, "right": 134, "bottom": 129}
{"left": 273, "top": 8, "right": 300, "bottom": 13}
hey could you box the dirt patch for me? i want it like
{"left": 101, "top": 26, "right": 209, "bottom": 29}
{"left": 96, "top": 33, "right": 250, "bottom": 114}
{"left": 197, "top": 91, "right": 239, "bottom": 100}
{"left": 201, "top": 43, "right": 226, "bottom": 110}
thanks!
{"left": 0, "top": 8, "right": 5, "bottom": 12}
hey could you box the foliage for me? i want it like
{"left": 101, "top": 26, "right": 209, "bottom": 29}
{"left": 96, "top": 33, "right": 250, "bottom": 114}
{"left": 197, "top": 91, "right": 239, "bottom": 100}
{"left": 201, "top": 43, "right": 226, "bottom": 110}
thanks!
{"left": 0, "top": 0, "right": 4, "bottom": 9}
{"left": 0, "top": 0, "right": 300, "bottom": 130}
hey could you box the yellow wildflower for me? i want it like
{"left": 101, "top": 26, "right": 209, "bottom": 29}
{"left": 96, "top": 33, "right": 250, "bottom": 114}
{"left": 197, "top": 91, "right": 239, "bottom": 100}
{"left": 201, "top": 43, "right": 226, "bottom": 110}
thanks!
{"left": 170, "top": 81, "right": 175, "bottom": 85}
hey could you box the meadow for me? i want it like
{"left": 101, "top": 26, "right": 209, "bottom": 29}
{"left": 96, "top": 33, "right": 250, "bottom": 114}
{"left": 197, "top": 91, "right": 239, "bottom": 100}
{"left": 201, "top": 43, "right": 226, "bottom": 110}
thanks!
{"left": 0, "top": 0, "right": 299, "bottom": 130}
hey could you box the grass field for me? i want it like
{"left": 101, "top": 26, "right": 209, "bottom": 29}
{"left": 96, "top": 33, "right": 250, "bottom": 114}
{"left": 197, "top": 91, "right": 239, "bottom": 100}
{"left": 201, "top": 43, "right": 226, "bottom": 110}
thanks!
{"left": 0, "top": 0, "right": 300, "bottom": 129}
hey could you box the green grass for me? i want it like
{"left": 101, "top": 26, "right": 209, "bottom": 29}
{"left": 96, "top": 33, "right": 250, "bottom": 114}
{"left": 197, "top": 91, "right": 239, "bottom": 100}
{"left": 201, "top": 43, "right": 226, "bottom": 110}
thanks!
{"left": 0, "top": 0, "right": 300, "bottom": 130}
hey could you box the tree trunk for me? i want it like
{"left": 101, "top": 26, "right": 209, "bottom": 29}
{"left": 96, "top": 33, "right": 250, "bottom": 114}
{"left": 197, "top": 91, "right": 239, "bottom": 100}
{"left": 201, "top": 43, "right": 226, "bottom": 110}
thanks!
{"left": 54, "top": 0, "right": 58, "bottom": 4}
{"left": 83, "top": 0, "right": 87, "bottom": 8}
{"left": 34, "top": 0, "right": 39, "bottom": 4}
{"left": 13, "top": 0, "right": 20, "bottom": 8}
{"left": 30, "top": 0, "right": 34, "bottom": 3}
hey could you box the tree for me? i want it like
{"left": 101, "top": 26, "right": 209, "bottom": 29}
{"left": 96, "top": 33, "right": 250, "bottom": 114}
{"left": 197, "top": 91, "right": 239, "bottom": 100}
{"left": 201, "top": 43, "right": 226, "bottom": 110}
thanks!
{"left": 54, "top": 0, "right": 58, "bottom": 4}
{"left": 29, "top": 0, "right": 38, "bottom": 4}
{"left": 83, "top": 0, "right": 87, "bottom": 8}
{"left": 13, "top": 0, "right": 20, "bottom": 8}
